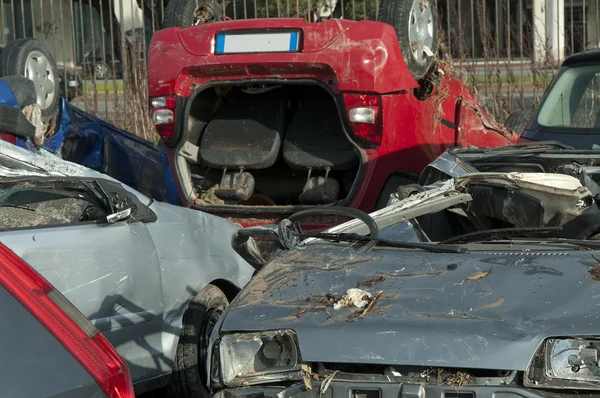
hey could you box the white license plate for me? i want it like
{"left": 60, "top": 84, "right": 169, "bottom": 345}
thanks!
{"left": 215, "top": 30, "right": 300, "bottom": 54}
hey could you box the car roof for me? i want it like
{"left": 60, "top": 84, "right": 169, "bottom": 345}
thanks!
{"left": 563, "top": 49, "right": 600, "bottom": 66}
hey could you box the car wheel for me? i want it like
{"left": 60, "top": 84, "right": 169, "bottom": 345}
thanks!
{"left": 94, "top": 62, "right": 111, "bottom": 80}
{"left": 504, "top": 110, "right": 532, "bottom": 134}
{"left": 171, "top": 284, "right": 229, "bottom": 398}
{"left": 0, "top": 38, "right": 60, "bottom": 122}
{"left": 378, "top": 0, "right": 438, "bottom": 81}
{"left": 163, "top": 0, "right": 224, "bottom": 28}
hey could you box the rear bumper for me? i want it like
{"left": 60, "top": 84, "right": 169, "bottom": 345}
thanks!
{"left": 212, "top": 380, "right": 570, "bottom": 398}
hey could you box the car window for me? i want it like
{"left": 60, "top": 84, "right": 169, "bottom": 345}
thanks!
{"left": 536, "top": 65, "right": 600, "bottom": 130}
{"left": 0, "top": 181, "right": 108, "bottom": 230}
{"left": 572, "top": 73, "right": 600, "bottom": 128}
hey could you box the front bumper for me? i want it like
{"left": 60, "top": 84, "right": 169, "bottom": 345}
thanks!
{"left": 213, "top": 380, "right": 595, "bottom": 398}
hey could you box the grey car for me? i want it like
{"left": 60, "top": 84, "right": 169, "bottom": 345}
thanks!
{"left": 0, "top": 139, "right": 254, "bottom": 396}
{"left": 0, "top": 240, "right": 134, "bottom": 398}
{"left": 203, "top": 145, "right": 600, "bottom": 398}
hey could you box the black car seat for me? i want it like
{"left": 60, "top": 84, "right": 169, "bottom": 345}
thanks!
{"left": 200, "top": 90, "right": 287, "bottom": 202}
{"left": 283, "top": 98, "right": 357, "bottom": 204}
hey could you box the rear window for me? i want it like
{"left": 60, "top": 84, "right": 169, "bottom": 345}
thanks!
{"left": 535, "top": 64, "right": 600, "bottom": 131}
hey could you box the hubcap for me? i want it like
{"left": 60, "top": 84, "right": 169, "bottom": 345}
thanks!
{"left": 95, "top": 63, "right": 108, "bottom": 79}
{"left": 193, "top": 3, "right": 215, "bottom": 25}
{"left": 408, "top": 0, "right": 434, "bottom": 65}
{"left": 24, "top": 51, "right": 55, "bottom": 110}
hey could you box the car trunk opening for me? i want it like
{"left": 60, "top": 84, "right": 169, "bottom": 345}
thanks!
{"left": 175, "top": 82, "right": 363, "bottom": 222}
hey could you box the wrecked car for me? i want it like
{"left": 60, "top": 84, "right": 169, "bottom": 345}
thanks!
{"left": 147, "top": 13, "right": 517, "bottom": 228}
{"left": 200, "top": 144, "right": 600, "bottom": 397}
{"left": 0, "top": 73, "right": 180, "bottom": 205}
{"left": 0, "top": 139, "right": 254, "bottom": 396}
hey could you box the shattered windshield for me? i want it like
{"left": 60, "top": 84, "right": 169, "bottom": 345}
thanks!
{"left": 0, "top": 180, "right": 108, "bottom": 229}
{"left": 534, "top": 64, "right": 600, "bottom": 131}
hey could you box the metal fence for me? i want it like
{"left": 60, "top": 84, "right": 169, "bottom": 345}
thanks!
{"left": 2, "top": 0, "right": 600, "bottom": 138}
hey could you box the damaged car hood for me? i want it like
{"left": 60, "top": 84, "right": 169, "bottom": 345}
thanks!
{"left": 221, "top": 245, "right": 600, "bottom": 371}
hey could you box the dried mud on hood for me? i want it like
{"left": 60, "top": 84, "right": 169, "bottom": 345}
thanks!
{"left": 222, "top": 246, "right": 600, "bottom": 370}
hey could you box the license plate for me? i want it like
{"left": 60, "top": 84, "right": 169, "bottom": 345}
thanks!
{"left": 215, "top": 30, "right": 300, "bottom": 54}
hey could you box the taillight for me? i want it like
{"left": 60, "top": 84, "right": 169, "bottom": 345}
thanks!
{"left": 151, "top": 95, "right": 178, "bottom": 143}
{"left": 0, "top": 133, "right": 17, "bottom": 145}
{"left": 0, "top": 244, "right": 134, "bottom": 398}
{"left": 343, "top": 93, "right": 383, "bottom": 145}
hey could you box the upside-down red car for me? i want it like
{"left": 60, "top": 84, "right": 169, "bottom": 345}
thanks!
{"left": 147, "top": 1, "right": 517, "bottom": 228}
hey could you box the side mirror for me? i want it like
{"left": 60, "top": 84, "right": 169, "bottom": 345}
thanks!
{"left": 231, "top": 225, "right": 280, "bottom": 271}
{"left": 107, "top": 208, "right": 132, "bottom": 224}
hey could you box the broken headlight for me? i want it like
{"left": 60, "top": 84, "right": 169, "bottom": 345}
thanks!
{"left": 219, "top": 330, "right": 301, "bottom": 387}
{"left": 525, "top": 337, "right": 600, "bottom": 390}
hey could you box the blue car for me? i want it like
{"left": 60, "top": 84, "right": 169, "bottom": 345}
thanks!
{"left": 0, "top": 76, "right": 180, "bottom": 206}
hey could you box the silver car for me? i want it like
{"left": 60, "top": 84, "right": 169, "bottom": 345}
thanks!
{"left": 0, "top": 140, "right": 254, "bottom": 396}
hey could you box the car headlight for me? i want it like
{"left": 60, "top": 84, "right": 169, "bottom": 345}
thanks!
{"left": 525, "top": 337, "right": 600, "bottom": 390}
{"left": 219, "top": 330, "right": 301, "bottom": 387}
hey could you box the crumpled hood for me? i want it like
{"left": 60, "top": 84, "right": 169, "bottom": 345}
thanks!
{"left": 221, "top": 246, "right": 600, "bottom": 371}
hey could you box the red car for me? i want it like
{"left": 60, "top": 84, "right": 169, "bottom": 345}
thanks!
{"left": 147, "top": 17, "right": 517, "bottom": 227}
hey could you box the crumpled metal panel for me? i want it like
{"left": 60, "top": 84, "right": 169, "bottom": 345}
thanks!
{"left": 0, "top": 138, "right": 101, "bottom": 178}
{"left": 221, "top": 246, "right": 599, "bottom": 371}
{"left": 0, "top": 139, "right": 255, "bottom": 382}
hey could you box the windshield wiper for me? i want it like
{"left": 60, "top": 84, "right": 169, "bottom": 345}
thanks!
{"left": 304, "top": 232, "right": 469, "bottom": 253}
{"left": 482, "top": 142, "right": 574, "bottom": 152}
{"left": 514, "top": 238, "right": 600, "bottom": 250}
{"left": 440, "top": 227, "right": 563, "bottom": 244}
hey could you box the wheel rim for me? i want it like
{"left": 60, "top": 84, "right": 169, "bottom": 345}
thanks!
{"left": 408, "top": 0, "right": 434, "bottom": 65}
{"left": 95, "top": 63, "right": 108, "bottom": 79}
{"left": 193, "top": 3, "right": 217, "bottom": 25}
{"left": 24, "top": 51, "right": 55, "bottom": 110}
{"left": 198, "top": 308, "right": 222, "bottom": 375}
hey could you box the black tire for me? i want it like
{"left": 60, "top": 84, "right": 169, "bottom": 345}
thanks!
{"left": 163, "top": 0, "right": 224, "bottom": 28}
{"left": 0, "top": 38, "right": 60, "bottom": 121}
{"left": 171, "top": 284, "right": 229, "bottom": 398}
{"left": 504, "top": 111, "right": 531, "bottom": 134}
{"left": 378, "top": 0, "right": 438, "bottom": 80}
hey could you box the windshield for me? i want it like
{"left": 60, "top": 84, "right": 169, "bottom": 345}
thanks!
{"left": 533, "top": 64, "right": 600, "bottom": 131}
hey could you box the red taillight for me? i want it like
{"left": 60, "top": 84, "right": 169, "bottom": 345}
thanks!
{"left": 343, "top": 93, "right": 383, "bottom": 145}
{"left": 0, "top": 133, "right": 17, "bottom": 145}
{"left": 151, "top": 95, "right": 178, "bottom": 143}
{"left": 0, "top": 243, "right": 134, "bottom": 398}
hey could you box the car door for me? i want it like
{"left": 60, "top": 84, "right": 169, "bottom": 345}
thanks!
{"left": 0, "top": 177, "right": 165, "bottom": 382}
{"left": 454, "top": 97, "right": 519, "bottom": 148}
